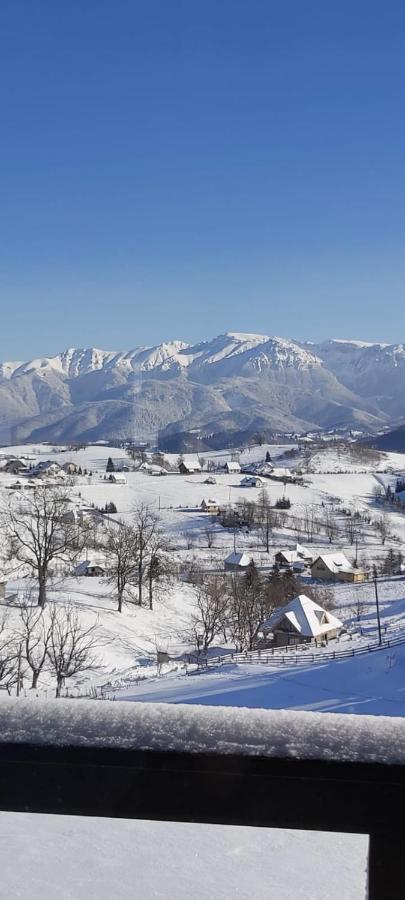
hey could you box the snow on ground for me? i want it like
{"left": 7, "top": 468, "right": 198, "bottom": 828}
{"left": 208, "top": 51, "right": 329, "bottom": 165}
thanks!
{"left": 0, "top": 812, "right": 368, "bottom": 900}
{"left": 113, "top": 642, "right": 405, "bottom": 716}
{"left": 2, "top": 441, "right": 405, "bottom": 703}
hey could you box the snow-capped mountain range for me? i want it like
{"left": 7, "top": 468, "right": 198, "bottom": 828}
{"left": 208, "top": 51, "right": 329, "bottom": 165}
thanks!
{"left": 0, "top": 332, "right": 404, "bottom": 445}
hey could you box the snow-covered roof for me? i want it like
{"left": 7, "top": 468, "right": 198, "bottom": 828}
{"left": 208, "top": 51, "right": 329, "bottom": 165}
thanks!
{"left": 261, "top": 595, "right": 343, "bottom": 639}
{"left": 313, "top": 552, "right": 356, "bottom": 574}
{"left": 226, "top": 461, "right": 241, "bottom": 471}
{"left": 225, "top": 551, "right": 253, "bottom": 567}
{"left": 276, "top": 550, "right": 298, "bottom": 563}
{"left": 296, "top": 543, "right": 313, "bottom": 560}
{"left": 74, "top": 559, "right": 105, "bottom": 576}
{"left": 270, "top": 467, "right": 292, "bottom": 478}
{"left": 181, "top": 456, "right": 201, "bottom": 470}
{"left": 110, "top": 472, "right": 126, "bottom": 482}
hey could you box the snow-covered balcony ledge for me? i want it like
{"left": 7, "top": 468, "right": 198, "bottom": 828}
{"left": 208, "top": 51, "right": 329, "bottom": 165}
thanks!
{"left": 0, "top": 700, "right": 404, "bottom": 899}
{"left": 0, "top": 698, "right": 404, "bottom": 765}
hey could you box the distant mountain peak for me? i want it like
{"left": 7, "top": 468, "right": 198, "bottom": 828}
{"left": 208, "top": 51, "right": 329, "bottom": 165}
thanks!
{"left": 0, "top": 330, "right": 402, "bottom": 446}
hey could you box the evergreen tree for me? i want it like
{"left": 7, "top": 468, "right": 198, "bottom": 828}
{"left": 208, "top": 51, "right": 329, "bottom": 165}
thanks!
{"left": 106, "top": 457, "right": 115, "bottom": 473}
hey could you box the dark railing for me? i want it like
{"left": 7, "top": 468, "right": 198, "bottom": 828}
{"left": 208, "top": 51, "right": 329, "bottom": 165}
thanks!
{"left": 0, "top": 704, "right": 404, "bottom": 899}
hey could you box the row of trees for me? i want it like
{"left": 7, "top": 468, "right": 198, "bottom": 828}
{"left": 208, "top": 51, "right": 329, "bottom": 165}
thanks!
{"left": 1, "top": 487, "right": 173, "bottom": 613}
{"left": 0, "top": 601, "right": 99, "bottom": 697}
{"left": 105, "top": 504, "right": 174, "bottom": 612}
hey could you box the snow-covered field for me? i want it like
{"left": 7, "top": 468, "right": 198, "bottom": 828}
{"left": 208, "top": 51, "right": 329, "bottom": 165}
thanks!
{"left": 1, "top": 440, "right": 405, "bottom": 708}
{"left": 0, "top": 812, "right": 368, "bottom": 899}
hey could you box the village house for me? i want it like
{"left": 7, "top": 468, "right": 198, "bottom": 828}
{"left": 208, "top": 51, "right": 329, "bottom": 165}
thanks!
{"left": 296, "top": 543, "right": 314, "bottom": 564}
{"left": 267, "top": 467, "right": 293, "bottom": 482}
{"left": 200, "top": 498, "right": 219, "bottom": 513}
{"left": 148, "top": 465, "right": 168, "bottom": 477}
{"left": 74, "top": 559, "right": 106, "bottom": 577}
{"left": 311, "top": 552, "right": 366, "bottom": 583}
{"left": 109, "top": 472, "right": 127, "bottom": 484}
{"left": 275, "top": 544, "right": 314, "bottom": 570}
{"left": 2, "top": 458, "right": 29, "bottom": 475}
{"left": 275, "top": 550, "right": 298, "bottom": 568}
{"left": 62, "top": 462, "right": 80, "bottom": 475}
{"left": 224, "top": 460, "right": 241, "bottom": 474}
{"left": 178, "top": 456, "right": 202, "bottom": 475}
{"left": 30, "top": 460, "right": 64, "bottom": 479}
{"left": 240, "top": 475, "right": 263, "bottom": 487}
{"left": 224, "top": 551, "right": 254, "bottom": 572}
{"left": 254, "top": 594, "right": 343, "bottom": 648}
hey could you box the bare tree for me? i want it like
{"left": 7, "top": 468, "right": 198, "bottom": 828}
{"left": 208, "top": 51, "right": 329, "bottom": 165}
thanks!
{"left": 2, "top": 486, "right": 87, "bottom": 607}
{"left": 204, "top": 526, "right": 216, "bottom": 549}
{"left": 182, "top": 530, "right": 194, "bottom": 550}
{"left": 132, "top": 503, "right": 160, "bottom": 606}
{"left": 345, "top": 512, "right": 358, "bottom": 546}
{"left": 0, "top": 615, "right": 24, "bottom": 694}
{"left": 227, "top": 564, "right": 263, "bottom": 650}
{"left": 47, "top": 605, "right": 99, "bottom": 697}
{"left": 256, "top": 492, "right": 276, "bottom": 553}
{"left": 322, "top": 508, "right": 338, "bottom": 544}
{"left": 190, "top": 577, "right": 229, "bottom": 653}
{"left": 375, "top": 514, "right": 389, "bottom": 546}
{"left": 105, "top": 523, "right": 139, "bottom": 612}
{"left": 18, "top": 600, "right": 53, "bottom": 688}
{"left": 303, "top": 505, "right": 316, "bottom": 542}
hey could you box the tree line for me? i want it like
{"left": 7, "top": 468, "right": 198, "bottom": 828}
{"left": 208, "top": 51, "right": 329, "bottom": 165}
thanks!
{"left": 0, "top": 600, "right": 99, "bottom": 697}
{"left": 1, "top": 487, "right": 173, "bottom": 613}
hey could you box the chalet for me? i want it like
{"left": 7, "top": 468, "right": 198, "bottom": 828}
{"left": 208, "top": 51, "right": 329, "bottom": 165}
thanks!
{"left": 224, "top": 461, "right": 241, "bottom": 474}
{"left": 109, "top": 473, "right": 127, "bottom": 484}
{"left": 224, "top": 551, "right": 254, "bottom": 572}
{"left": 268, "top": 467, "right": 292, "bottom": 481}
{"left": 254, "top": 595, "right": 343, "bottom": 648}
{"left": 296, "top": 543, "right": 314, "bottom": 564}
{"left": 148, "top": 465, "right": 168, "bottom": 477}
{"left": 311, "top": 553, "right": 366, "bottom": 583}
{"left": 178, "top": 457, "right": 202, "bottom": 475}
{"left": 74, "top": 560, "right": 106, "bottom": 577}
{"left": 200, "top": 499, "right": 219, "bottom": 513}
{"left": 31, "top": 460, "right": 64, "bottom": 479}
{"left": 2, "top": 458, "right": 29, "bottom": 475}
{"left": 275, "top": 550, "right": 298, "bottom": 568}
{"left": 241, "top": 475, "right": 263, "bottom": 487}
{"left": 62, "top": 462, "right": 80, "bottom": 475}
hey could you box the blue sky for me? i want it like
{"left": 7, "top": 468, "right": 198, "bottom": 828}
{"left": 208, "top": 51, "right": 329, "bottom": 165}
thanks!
{"left": 1, "top": 0, "right": 405, "bottom": 359}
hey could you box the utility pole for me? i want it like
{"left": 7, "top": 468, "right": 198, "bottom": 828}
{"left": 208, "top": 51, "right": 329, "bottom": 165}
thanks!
{"left": 373, "top": 574, "right": 382, "bottom": 646}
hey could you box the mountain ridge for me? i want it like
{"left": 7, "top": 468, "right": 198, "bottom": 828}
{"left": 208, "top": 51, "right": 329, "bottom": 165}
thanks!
{"left": 0, "top": 331, "right": 403, "bottom": 445}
